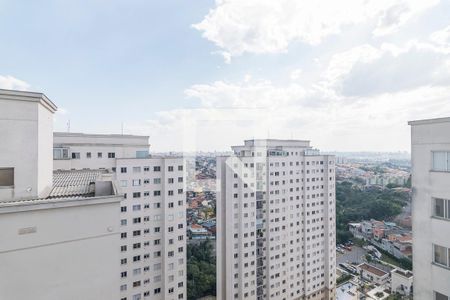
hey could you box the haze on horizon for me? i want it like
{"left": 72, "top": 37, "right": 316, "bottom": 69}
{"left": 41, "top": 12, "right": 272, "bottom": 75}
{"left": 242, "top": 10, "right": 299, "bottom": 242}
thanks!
{"left": 1, "top": 0, "right": 450, "bottom": 152}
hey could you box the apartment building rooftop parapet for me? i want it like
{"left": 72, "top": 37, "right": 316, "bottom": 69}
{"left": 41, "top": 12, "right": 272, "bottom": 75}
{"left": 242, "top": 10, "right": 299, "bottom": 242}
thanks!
{"left": 0, "top": 88, "right": 57, "bottom": 113}
{"left": 0, "top": 169, "right": 120, "bottom": 213}
{"left": 408, "top": 117, "right": 450, "bottom": 126}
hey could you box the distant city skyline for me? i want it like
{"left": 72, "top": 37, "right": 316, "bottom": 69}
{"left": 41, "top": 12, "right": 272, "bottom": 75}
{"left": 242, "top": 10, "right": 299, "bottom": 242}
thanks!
{"left": 1, "top": 0, "right": 450, "bottom": 152}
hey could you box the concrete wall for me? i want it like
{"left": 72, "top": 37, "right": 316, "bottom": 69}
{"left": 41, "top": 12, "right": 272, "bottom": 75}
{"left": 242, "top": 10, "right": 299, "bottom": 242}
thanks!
{"left": 411, "top": 119, "right": 450, "bottom": 299}
{"left": 0, "top": 91, "right": 56, "bottom": 201}
{"left": 37, "top": 102, "right": 54, "bottom": 198}
{"left": 53, "top": 132, "right": 149, "bottom": 171}
{"left": 0, "top": 196, "right": 121, "bottom": 300}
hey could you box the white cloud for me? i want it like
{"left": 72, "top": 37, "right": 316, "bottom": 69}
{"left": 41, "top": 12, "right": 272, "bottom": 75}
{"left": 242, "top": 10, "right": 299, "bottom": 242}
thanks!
{"left": 126, "top": 74, "right": 450, "bottom": 152}
{"left": 194, "top": 0, "right": 439, "bottom": 60}
{"left": 0, "top": 75, "right": 30, "bottom": 91}
{"left": 430, "top": 25, "right": 450, "bottom": 47}
{"left": 323, "top": 40, "right": 450, "bottom": 96}
{"left": 290, "top": 69, "right": 303, "bottom": 81}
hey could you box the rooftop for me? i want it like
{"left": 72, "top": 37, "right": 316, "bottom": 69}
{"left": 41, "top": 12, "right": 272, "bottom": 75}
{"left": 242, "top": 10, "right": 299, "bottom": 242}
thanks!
{"left": 54, "top": 132, "right": 149, "bottom": 139}
{"left": 393, "top": 269, "right": 413, "bottom": 278}
{"left": 358, "top": 263, "right": 388, "bottom": 277}
{"left": 0, "top": 169, "right": 118, "bottom": 210}
{"left": 0, "top": 88, "right": 57, "bottom": 113}
{"left": 408, "top": 116, "right": 450, "bottom": 126}
{"left": 243, "top": 139, "right": 311, "bottom": 148}
{"left": 49, "top": 169, "right": 108, "bottom": 198}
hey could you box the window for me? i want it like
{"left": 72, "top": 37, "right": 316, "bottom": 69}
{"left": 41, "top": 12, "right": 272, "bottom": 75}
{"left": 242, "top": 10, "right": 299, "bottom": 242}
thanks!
{"left": 0, "top": 168, "right": 14, "bottom": 186}
{"left": 120, "top": 180, "right": 127, "bottom": 187}
{"left": 98, "top": 152, "right": 102, "bottom": 158}
{"left": 154, "top": 191, "right": 161, "bottom": 196}
{"left": 168, "top": 178, "right": 174, "bottom": 184}
{"left": 154, "top": 166, "right": 161, "bottom": 172}
{"left": 435, "top": 292, "right": 449, "bottom": 300}
{"left": 53, "top": 148, "right": 69, "bottom": 160}
{"left": 86, "top": 152, "right": 91, "bottom": 159}
{"left": 178, "top": 165, "right": 183, "bottom": 171}
{"left": 133, "top": 167, "right": 141, "bottom": 173}
{"left": 121, "top": 167, "right": 127, "bottom": 173}
{"left": 108, "top": 152, "right": 116, "bottom": 158}
{"left": 71, "top": 152, "right": 80, "bottom": 159}
{"left": 154, "top": 178, "right": 161, "bottom": 184}
{"left": 432, "top": 151, "right": 450, "bottom": 171}
{"left": 132, "top": 179, "right": 141, "bottom": 186}
{"left": 168, "top": 166, "right": 174, "bottom": 172}
{"left": 434, "top": 244, "right": 449, "bottom": 267}
{"left": 133, "top": 192, "right": 141, "bottom": 198}
{"left": 136, "top": 150, "right": 149, "bottom": 158}
{"left": 434, "top": 198, "right": 450, "bottom": 220}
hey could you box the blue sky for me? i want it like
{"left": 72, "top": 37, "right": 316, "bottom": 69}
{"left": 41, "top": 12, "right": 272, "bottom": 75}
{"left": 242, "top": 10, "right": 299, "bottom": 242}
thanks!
{"left": 1, "top": 0, "right": 450, "bottom": 152}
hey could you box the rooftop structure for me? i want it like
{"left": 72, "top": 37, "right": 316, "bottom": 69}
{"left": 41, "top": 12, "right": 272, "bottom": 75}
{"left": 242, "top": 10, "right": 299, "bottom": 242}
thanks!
{"left": 0, "top": 89, "right": 121, "bottom": 300}
{"left": 0, "top": 89, "right": 57, "bottom": 201}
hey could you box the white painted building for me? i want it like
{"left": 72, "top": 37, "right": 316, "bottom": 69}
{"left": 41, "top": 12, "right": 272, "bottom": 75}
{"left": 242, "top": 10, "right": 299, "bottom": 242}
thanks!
{"left": 356, "top": 263, "right": 389, "bottom": 285}
{"left": 217, "top": 139, "right": 336, "bottom": 300}
{"left": 409, "top": 118, "right": 450, "bottom": 300}
{"left": 0, "top": 89, "right": 122, "bottom": 300}
{"left": 53, "top": 133, "right": 187, "bottom": 300}
{"left": 336, "top": 282, "right": 358, "bottom": 300}
{"left": 390, "top": 268, "right": 413, "bottom": 296}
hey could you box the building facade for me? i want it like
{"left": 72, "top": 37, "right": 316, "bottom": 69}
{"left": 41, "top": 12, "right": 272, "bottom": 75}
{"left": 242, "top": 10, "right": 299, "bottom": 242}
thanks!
{"left": 409, "top": 118, "right": 450, "bottom": 300}
{"left": 390, "top": 269, "right": 413, "bottom": 296}
{"left": 0, "top": 89, "right": 122, "bottom": 300}
{"left": 53, "top": 133, "right": 187, "bottom": 300}
{"left": 217, "top": 139, "right": 336, "bottom": 300}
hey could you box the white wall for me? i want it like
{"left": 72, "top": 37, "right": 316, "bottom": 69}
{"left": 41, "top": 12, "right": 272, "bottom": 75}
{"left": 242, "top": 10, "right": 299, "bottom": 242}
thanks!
{"left": 0, "top": 91, "right": 56, "bottom": 201}
{"left": 0, "top": 196, "right": 121, "bottom": 300}
{"left": 411, "top": 120, "right": 450, "bottom": 299}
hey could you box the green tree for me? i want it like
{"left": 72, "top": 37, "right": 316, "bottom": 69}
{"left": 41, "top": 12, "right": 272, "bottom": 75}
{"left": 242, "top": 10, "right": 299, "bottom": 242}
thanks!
{"left": 187, "top": 241, "right": 216, "bottom": 300}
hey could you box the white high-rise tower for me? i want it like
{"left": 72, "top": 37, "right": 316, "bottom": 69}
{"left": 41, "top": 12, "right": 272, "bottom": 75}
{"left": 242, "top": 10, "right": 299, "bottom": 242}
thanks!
{"left": 217, "top": 139, "right": 336, "bottom": 300}
{"left": 409, "top": 118, "right": 450, "bottom": 300}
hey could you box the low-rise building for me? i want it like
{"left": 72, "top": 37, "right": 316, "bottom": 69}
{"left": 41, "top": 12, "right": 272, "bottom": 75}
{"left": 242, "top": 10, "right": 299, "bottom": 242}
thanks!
{"left": 336, "top": 282, "right": 359, "bottom": 300}
{"left": 188, "top": 224, "right": 211, "bottom": 239}
{"left": 356, "top": 263, "right": 389, "bottom": 285}
{"left": 391, "top": 268, "right": 413, "bottom": 296}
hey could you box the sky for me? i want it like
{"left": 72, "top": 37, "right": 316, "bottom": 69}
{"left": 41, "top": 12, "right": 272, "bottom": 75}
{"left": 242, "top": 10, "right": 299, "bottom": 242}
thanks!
{"left": 1, "top": 0, "right": 450, "bottom": 152}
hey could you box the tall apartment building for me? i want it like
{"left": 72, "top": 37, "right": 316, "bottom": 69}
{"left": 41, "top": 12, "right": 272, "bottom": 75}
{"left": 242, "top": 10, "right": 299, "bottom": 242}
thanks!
{"left": 0, "top": 89, "right": 121, "bottom": 300}
{"left": 217, "top": 139, "right": 336, "bottom": 300}
{"left": 53, "top": 132, "right": 187, "bottom": 300}
{"left": 409, "top": 118, "right": 450, "bottom": 300}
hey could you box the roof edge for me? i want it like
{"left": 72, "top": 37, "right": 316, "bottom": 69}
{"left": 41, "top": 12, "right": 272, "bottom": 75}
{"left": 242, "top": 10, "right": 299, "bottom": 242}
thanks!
{"left": 0, "top": 88, "right": 57, "bottom": 113}
{"left": 408, "top": 116, "right": 450, "bottom": 126}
